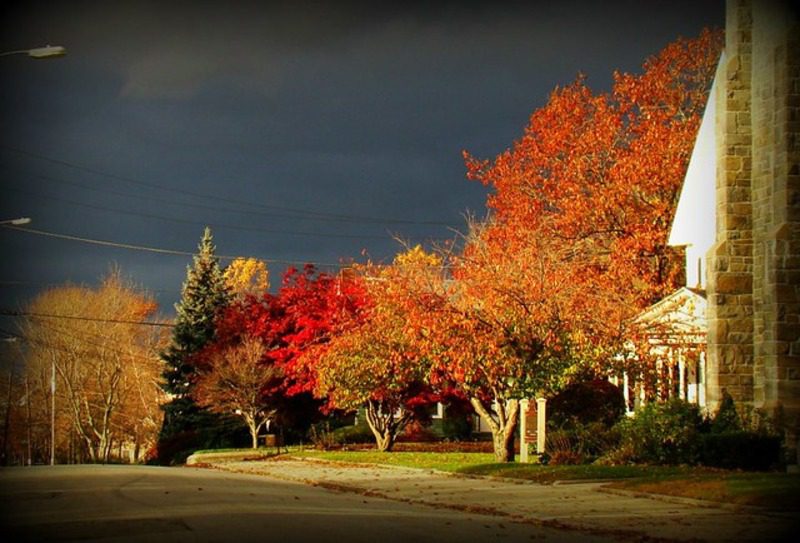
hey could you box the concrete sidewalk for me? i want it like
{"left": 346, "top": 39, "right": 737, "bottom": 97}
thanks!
{"left": 199, "top": 457, "right": 795, "bottom": 543}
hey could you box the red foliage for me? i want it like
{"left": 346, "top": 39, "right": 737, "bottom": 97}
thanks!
{"left": 198, "top": 265, "right": 369, "bottom": 401}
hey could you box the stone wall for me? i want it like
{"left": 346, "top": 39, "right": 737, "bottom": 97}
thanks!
{"left": 708, "top": 0, "right": 755, "bottom": 410}
{"left": 707, "top": 0, "right": 799, "bottom": 463}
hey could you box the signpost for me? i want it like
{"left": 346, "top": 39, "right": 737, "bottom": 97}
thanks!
{"left": 519, "top": 398, "right": 546, "bottom": 463}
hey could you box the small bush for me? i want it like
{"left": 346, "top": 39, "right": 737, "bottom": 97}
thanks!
{"left": 399, "top": 420, "right": 438, "bottom": 442}
{"left": 545, "top": 421, "right": 621, "bottom": 464}
{"left": 700, "top": 431, "right": 783, "bottom": 471}
{"left": 546, "top": 428, "right": 585, "bottom": 464}
{"left": 549, "top": 449, "right": 585, "bottom": 465}
{"left": 331, "top": 424, "right": 375, "bottom": 445}
{"left": 307, "top": 422, "right": 338, "bottom": 450}
{"left": 616, "top": 399, "right": 706, "bottom": 465}
{"left": 710, "top": 391, "right": 741, "bottom": 433}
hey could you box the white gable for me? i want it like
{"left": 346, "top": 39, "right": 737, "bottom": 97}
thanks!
{"left": 633, "top": 287, "right": 707, "bottom": 345}
{"left": 668, "top": 52, "right": 724, "bottom": 288}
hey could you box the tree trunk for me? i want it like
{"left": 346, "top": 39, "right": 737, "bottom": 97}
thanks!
{"left": 374, "top": 430, "right": 394, "bottom": 452}
{"left": 364, "top": 400, "right": 409, "bottom": 453}
{"left": 245, "top": 415, "right": 259, "bottom": 449}
{"left": 470, "top": 397, "right": 520, "bottom": 463}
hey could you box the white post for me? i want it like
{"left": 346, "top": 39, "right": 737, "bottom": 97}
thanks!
{"left": 623, "top": 371, "right": 631, "bottom": 414}
{"left": 519, "top": 399, "right": 529, "bottom": 463}
{"left": 699, "top": 352, "right": 707, "bottom": 408}
{"left": 536, "top": 398, "right": 547, "bottom": 455}
{"left": 678, "top": 351, "right": 686, "bottom": 400}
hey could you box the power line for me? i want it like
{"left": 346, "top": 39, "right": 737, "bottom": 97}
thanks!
{"left": 0, "top": 225, "right": 346, "bottom": 268}
{"left": 1, "top": 145, "right": 452, "bottom": 227}
{"left": 1, "top": 325, "right": 161, "bottom": 366}
{"left": 1, "top": 309, "right": 172, "bottom": 328}
{"left": 5, "top": 184, "right": 393, "bottom": 241}
{"left": 9, "top": 169, "right": 409, "bottom": 228}
{"left": 0, "top": 168, "right": 446, "bottom": 232}
{"left": 0, "top": 280, "right": 179, "bottom": 295}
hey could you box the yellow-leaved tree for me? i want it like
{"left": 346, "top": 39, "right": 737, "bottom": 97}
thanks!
{"left": 224, "top": 258, "right": 269, "bottom": 299}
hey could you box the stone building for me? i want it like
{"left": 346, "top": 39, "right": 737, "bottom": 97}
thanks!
{"left": 706, "top": 0, "right": 799, "bottom": 463}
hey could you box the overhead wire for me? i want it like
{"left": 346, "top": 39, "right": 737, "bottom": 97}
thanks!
{"left": 2, "top": 326, "right": 162, "bottom": 369}
{"left": 5, "top": 168, "right": 417, "bottom": 228}
{"left": 4, "top": 184, "right": 394, "bottom": 241}
{"left": 0, "top": 280, "right": 179, "bottom": 295}
{"left": 0, "top": 225, "right": 346, "bottom": 268}
{"left": 1, "top": 309, "right": 172, "bottom": 328}
{"left": 1, "top": 145, "right": 452, "bottom": 226}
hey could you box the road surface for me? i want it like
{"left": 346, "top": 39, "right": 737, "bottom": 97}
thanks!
{"left": 0, "top": 465, "right": 610, "bottom": 542}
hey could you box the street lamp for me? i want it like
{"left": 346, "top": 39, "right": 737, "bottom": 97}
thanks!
{"left": 0, "top": 45, "right": 66, "bottom": 59}
{"left": 0, "top": 218, "right": 31, "bottom": 226}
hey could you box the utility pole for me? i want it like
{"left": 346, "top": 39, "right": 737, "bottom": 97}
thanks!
{"left": 2, "top": 365, "right": 12, "bottom": 465}
{"left": 2, "top": 337, "right": 18, "bottom": 465}
{"left": 50, "top": 357, "right": 55, "bottom": 466}
{"left": 25, "top": 376, "right": 31, "bottom": 465}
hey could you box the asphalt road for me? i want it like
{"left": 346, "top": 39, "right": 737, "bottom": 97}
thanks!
{"left": 0, "top": 465, "right": 610, "bottom": 543}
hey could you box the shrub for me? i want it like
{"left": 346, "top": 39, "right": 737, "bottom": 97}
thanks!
{"left": 616, "top": 399, "right": 707, "bottom": 465}
{"left": 700, "top": 431, "right": 783, "bottom": 471}
{"left": 441, "top": 400, "right": 474, "bottom": 441}
{"left": 545, "top": 421, "right": 621, "bottom": 464}
{"left": 399, "top": 420, "right": 438, "bottom": 442}
{"left": 548, "top": 379, "right": 626, "bottom": 428}
{"left": 331, "top": 424, "right": 375, "bottom": 445}
{"left": 710, "top": 391, "right": 741, "bottom": 433}
{"left": 307, "top": 422, "right": 338, "bottom": 450}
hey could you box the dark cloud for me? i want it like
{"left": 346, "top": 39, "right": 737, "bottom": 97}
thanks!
{"left": 1, "top": 1, "right": 724, "bottom": 317}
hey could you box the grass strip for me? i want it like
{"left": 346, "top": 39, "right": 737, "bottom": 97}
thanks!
{"left": 293, "top": 450, "right": 496, "bottom": 472}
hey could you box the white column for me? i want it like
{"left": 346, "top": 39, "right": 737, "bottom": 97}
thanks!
{"left": 520, "top": 399, "right": 529, "bottom": 463}
{"left": 699, "top": 352, "right": 707, "bottom": 408}
{"left": 678, "top": 351, "right": 686, "bottom": 400}
{"left": 536, "top": 398, "right": 547, "bottom": 455}
{"left": 623, "top": 371, "right": 631, "bottom": 414}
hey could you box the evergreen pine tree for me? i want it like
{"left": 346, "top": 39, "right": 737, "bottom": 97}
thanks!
{"left": 157, "top": 227, "right": 236, "bottom": 464}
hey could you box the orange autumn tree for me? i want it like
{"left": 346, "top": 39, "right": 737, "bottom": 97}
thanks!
{"left": 312, "top": 247, "right": 439, "bottom": 452}
{"left": 462, "top": 30, "right": 722, "bottom": 375}
{"left": 403, "top": 229, "right": 582, "bottom": 463}
{"left": 408, "top": 30, "right": 722, "bottom": 462}
{"left": 465, "top": 29, "right": 721, "bottom": 308}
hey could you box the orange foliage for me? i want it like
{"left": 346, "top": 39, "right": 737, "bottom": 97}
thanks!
{"left": 462, "top": 29, "right": 722, "bottom": 355}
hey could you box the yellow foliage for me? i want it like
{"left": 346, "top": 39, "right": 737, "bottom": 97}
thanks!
{"left": 393, "top": 245, "right": 442, "bottom": 268}
{"left": 224, "top": 257, "right": 269, "bottom": 298}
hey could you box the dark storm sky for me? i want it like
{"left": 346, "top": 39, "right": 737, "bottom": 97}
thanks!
{"left": 0, "top": 1, "right": 724, "bottom": 318}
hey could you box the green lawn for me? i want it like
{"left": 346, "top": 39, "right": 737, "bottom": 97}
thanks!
{"left": 292, "top": 449, "right": 496, "bottom": 472}
{"left": 609, "top": 470, "right": 800, "bottom": 511}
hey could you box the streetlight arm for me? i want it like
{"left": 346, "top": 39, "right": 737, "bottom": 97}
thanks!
{"left": 0, "top": 217, "right": 31, "bottom": 226}
{"left": 0, "top": 46, "right": 66, "bottom": 59}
